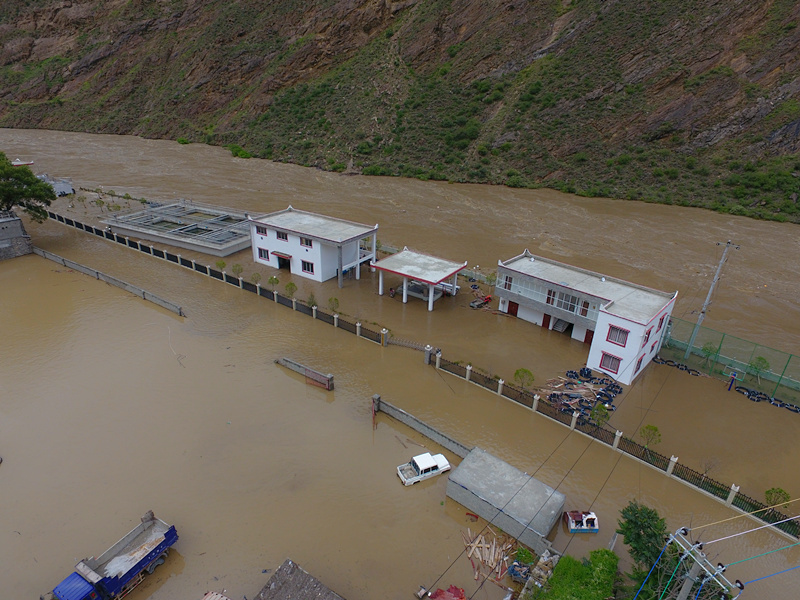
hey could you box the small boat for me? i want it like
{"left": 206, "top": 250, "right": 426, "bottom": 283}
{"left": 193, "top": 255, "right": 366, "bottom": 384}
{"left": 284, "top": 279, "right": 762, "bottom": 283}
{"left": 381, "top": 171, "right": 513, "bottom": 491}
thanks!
{"left": 11, "top": 158, "right": 34, "bottom": 167}
{"left": 563, "top": 510, "right": 599, "bottom": 533}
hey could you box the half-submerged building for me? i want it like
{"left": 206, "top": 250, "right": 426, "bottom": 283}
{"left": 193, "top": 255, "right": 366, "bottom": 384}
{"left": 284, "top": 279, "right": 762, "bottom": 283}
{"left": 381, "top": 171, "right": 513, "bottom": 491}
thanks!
{"left": 494, "top": 249, "right": 677, "bottom": 385}
{"left": 250, "top": 206, "right": 378, "bottom": 288}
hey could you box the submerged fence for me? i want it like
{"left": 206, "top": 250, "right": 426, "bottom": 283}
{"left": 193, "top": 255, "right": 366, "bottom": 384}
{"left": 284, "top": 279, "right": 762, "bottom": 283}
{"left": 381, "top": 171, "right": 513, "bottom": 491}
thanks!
{"left": 664, "top": 316, "right": 800, "bottom": 403}
{"left": 46, "top": 212, "right": 383, "bottom": 346}
{"left": 432, "top": 350, "right": 800, "bottom": 539}
{"left": 47, "top": 212, "right": 798, "bottom": 538}
{"left": 32, "top": 247, "right": 184, "bottom": 316}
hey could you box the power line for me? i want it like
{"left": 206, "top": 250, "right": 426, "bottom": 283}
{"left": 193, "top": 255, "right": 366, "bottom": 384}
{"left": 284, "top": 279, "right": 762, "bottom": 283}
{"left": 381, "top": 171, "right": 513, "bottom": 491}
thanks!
{"left": 424, "top": 426, "right": 575, "bottom": 595}
{"left": 703, "top": 514, "right": 800, "bottom": 546}
{"left": 727, "top": 540, "right": 800, "bottom": 567}
{"left": 691, "top": 497, "right": 800, "bottom": 532}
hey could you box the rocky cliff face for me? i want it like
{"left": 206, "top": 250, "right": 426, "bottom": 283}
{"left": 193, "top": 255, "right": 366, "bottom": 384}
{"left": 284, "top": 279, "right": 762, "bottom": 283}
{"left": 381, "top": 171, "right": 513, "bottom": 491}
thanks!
{"left": 1, "top": 0, "right": 799, "bottom": 221}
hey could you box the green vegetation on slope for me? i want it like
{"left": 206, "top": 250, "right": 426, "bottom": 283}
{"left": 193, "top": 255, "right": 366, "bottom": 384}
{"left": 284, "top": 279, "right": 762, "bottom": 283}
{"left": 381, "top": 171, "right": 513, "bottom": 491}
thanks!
{"left": 1, "top": 0, "right": 799, "bottom": 221}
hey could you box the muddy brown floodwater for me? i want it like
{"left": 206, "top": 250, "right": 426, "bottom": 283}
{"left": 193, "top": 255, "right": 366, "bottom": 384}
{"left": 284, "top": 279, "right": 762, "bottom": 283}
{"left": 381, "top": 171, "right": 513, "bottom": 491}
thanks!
{"left": 1, "top": 129, "right": 799, "bottom": 599}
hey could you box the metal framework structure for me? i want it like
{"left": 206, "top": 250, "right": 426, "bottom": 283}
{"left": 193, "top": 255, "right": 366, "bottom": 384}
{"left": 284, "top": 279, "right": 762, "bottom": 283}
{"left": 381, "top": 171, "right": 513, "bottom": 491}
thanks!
{"left": 101, "top": 199, "right": 260, "bottom": 256}
{"left": 647, "top": 528, "right": 744, "bottom": 600}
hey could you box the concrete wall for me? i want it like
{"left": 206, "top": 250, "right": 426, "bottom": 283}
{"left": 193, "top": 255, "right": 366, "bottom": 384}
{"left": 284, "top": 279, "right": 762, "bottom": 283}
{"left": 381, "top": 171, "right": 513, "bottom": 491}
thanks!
{"left": 0, "top": 213, "right": 33, "bottom": 260}
{"left": 373, "top": 396, "right": 472, "bottom": 459}
{"left": 32, "top": 247, "right": 184, "bottom": 316}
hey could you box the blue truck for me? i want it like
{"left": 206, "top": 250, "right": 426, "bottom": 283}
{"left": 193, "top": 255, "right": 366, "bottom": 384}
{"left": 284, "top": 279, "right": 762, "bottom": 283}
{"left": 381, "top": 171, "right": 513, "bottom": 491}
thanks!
{"left": 41, "top": 511, "right": 178, "bottom": 600}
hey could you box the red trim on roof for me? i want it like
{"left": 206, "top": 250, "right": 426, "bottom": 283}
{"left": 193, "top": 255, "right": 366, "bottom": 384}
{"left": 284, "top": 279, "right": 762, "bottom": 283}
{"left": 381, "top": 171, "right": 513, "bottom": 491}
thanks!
{"left": 371, "top": 263, "right": 465, "bottom": 285}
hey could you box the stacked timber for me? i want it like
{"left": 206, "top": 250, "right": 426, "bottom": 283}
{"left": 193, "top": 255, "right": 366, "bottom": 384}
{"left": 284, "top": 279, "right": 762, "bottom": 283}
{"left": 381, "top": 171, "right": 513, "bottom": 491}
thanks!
{"left": 462, "top": 528, "right": 515, "bottom": 583}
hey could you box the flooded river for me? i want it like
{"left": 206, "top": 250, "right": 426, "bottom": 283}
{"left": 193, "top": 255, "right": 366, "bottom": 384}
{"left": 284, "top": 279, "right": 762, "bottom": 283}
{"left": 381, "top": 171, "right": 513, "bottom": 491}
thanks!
{"left": 1, "top": 129, "right": 799, "bottom": 599}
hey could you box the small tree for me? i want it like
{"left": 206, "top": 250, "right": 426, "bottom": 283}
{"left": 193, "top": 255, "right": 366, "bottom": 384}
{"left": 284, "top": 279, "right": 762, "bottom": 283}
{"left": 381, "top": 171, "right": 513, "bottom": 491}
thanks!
{"left": 268, "top": 275, "right": 279, "bottom": 291}
{"left": 639, "top": 424, "right": 661, "bottom": 448}
{"left": 231, "top": 263, "right": 243, "bottom": 278}
{"left": 765, "top": 487, "right": 790, "bottom": 509}
{"left": 215, "top": 259, "right": 226, "bottom": 272}
{"left": 307, "top": 292, "right": 317, "bottom": 307}
{"left": 699, "top": 457, "right": 718, "bottom": 480}
{"left": 285, "top": 281, "right": 297, "bottom": 298}
{"left": 251, "top": 272, "right": 262, "bottom": 285}
{"left": 590, "top": 403, "right": 610, "bottom": 430}
{"left": 701, "top": 342, "right": 717, "bottom": 366}
{"left": 513, "top": 368, "right": 535, "bottom": 391}
{"left": 617, "top": 500, "right": 668, "bottom": 570}
{"left": 328, "top": 297, "right": 340, "bottom": 313}
{"left": 0, "top": 155, "right": 56, "bottom": 221}
{"left": 748, "top": 356, "right": 770, "bottom": 384}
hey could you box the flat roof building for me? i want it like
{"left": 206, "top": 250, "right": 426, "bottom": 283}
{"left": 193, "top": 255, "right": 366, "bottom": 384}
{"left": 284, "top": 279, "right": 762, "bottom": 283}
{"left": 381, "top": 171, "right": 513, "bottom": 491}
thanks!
{"left": 250, "top": 206, "right": 378, "bottom": 288}
{"left": 371, "top": 247, "right": 467, "bottom": 311}
{"left": 254, "top": 559, "right": 345, "bottom": 600}
{"left": 446, "top": 447, "right": 564, "bottom": 556}
{"left": 495, "top": 249, "right": 677, "bottom": 385}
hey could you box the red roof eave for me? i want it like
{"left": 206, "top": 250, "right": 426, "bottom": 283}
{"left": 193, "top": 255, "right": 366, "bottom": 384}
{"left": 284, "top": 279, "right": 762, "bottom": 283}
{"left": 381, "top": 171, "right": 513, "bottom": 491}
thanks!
{"left": 371, "top": 263, "right": 466, "bottom": 285}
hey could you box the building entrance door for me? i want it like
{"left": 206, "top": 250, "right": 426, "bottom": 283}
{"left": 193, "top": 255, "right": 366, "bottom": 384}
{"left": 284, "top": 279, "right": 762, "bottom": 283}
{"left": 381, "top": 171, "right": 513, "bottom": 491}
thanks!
{"left": 542, "top": 314, "right": 551, "bottom": 329}
{"left": 508, "top": 301, "right": 519, "bottom": 317}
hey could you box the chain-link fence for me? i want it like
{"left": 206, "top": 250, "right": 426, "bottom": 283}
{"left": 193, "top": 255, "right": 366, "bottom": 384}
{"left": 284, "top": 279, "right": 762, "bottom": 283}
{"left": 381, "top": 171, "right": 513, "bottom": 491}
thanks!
{"left": 663, "top": 316, "right": 799, "bottom": 403}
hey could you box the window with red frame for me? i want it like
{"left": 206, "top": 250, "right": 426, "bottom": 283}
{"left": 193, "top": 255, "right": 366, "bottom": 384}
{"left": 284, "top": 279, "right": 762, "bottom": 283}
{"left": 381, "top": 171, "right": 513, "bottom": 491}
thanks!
{"left": 607, "top": 325, "right": 629, "bottom": 346}
{"left": 600, "top": 352, "right": 621, "bottom": 374}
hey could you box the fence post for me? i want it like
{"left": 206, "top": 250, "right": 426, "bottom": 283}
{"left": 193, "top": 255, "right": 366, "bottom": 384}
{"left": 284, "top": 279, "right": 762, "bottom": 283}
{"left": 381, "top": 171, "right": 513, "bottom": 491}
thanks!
{"left": 465, "top": 365, "right": 472, "bottom": 382}
{"left": 497, "top": 379, "right": 504, "bottom": 396}
{"left": 381, "top": 328, "right": 388, "bottom": 346}
{"left": 570, "top": 411, "right": 579, "bottom": 430}
{"left": 356, "top": 322, "right": 362, "bottom": 337}
{"left": 334, "top": 314, "right": 339, "bottom": 327}
{"left": 424, "top": 345, "right": 432, "bottom": 365}
{"left": 274, "top": 291, "right": 278, "bottom": 303}
{"left": 435, "top": 351, "right": 442, "bottom": 369}
{"left": 613, "top": 430, "right": 623, "bottom": 450}
{"left": 532, "top": 394, "right": 539, "bottom": 412}
{"left": 292, "top": 298, "right": 297, "bottom": 310}
{"left": 312, "top": 305, "right": 318, "bottom": 319}
{"left": 726, "top": 484, "right": 739, "bottom": 506}
{"left": 150, "top": 245, "right": 154, "bottom": 255}
{"left": 177, "top": 254, "right": 181, "bottom": 266}
{"left": 113, "top": 233, "right": 119, "bottom": 243}
{"left": 125, "top": 236, "right": 130, "bottom": 247}
{"left": 192, "top": 259, "right": 196, "bottom": 270}
{"left": 667, "top": 455, "right": 678, "bottom": 476}
{"left": 239, "top": 277, "right": 243, "bottom": 289}
{"left": 256, "top": 283, "right": 261, "bottom": 295}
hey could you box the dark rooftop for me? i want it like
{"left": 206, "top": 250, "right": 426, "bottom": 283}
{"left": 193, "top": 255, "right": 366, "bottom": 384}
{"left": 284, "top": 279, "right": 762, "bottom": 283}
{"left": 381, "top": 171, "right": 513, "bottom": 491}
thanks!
{"left": 254, "top": 559, "right": 345, "bottom": 600}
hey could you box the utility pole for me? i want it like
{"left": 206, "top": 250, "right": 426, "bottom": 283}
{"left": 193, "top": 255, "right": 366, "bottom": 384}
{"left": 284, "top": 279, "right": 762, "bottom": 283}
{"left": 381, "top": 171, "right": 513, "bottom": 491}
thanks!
{"left": 684, "top": 240, "right": 739, "bottom": 360}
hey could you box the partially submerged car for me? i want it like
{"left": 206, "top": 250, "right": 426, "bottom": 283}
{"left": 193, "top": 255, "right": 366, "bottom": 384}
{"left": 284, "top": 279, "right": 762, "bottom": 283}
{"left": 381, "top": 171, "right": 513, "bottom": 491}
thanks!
{"left": 397, "top": 452, "right": 451, "bottom": 485}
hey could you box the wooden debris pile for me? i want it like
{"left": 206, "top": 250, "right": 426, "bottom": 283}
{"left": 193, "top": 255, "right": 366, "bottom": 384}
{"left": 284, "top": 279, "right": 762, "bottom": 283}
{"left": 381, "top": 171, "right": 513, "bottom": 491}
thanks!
{"left": 541, "top": 376, "right": 601, "bottom": 403}
{"left": 462, "top": 527, "right": 514, "bottom": 583}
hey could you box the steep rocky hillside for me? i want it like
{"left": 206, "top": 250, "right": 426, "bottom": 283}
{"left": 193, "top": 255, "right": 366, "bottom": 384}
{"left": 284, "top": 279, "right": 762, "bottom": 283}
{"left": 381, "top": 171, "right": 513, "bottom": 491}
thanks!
{"left": 1, "top": 0, "right": 799, "bottom": 221}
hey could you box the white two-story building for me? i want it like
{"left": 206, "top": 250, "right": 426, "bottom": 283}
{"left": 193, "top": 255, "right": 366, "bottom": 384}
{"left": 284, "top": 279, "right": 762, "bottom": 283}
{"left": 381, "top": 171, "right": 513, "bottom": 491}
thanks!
{"left": 249, "top": 206, "right": 378, "bottom": 288}
{"left": 494, "top": 249, "right": 677, "bottom": 385}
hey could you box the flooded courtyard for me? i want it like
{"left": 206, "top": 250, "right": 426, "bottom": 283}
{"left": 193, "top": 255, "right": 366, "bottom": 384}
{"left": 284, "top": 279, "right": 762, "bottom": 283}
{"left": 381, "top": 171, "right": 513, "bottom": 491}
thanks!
{"left": 1, "top": 129, "right": 799, "bottom": 599}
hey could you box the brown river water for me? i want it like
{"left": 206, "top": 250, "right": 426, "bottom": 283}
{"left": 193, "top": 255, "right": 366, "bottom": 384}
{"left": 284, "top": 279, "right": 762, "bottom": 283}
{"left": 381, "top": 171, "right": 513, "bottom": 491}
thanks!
{"left": 1, "top": 129, "right": 799, "bottom": 599}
